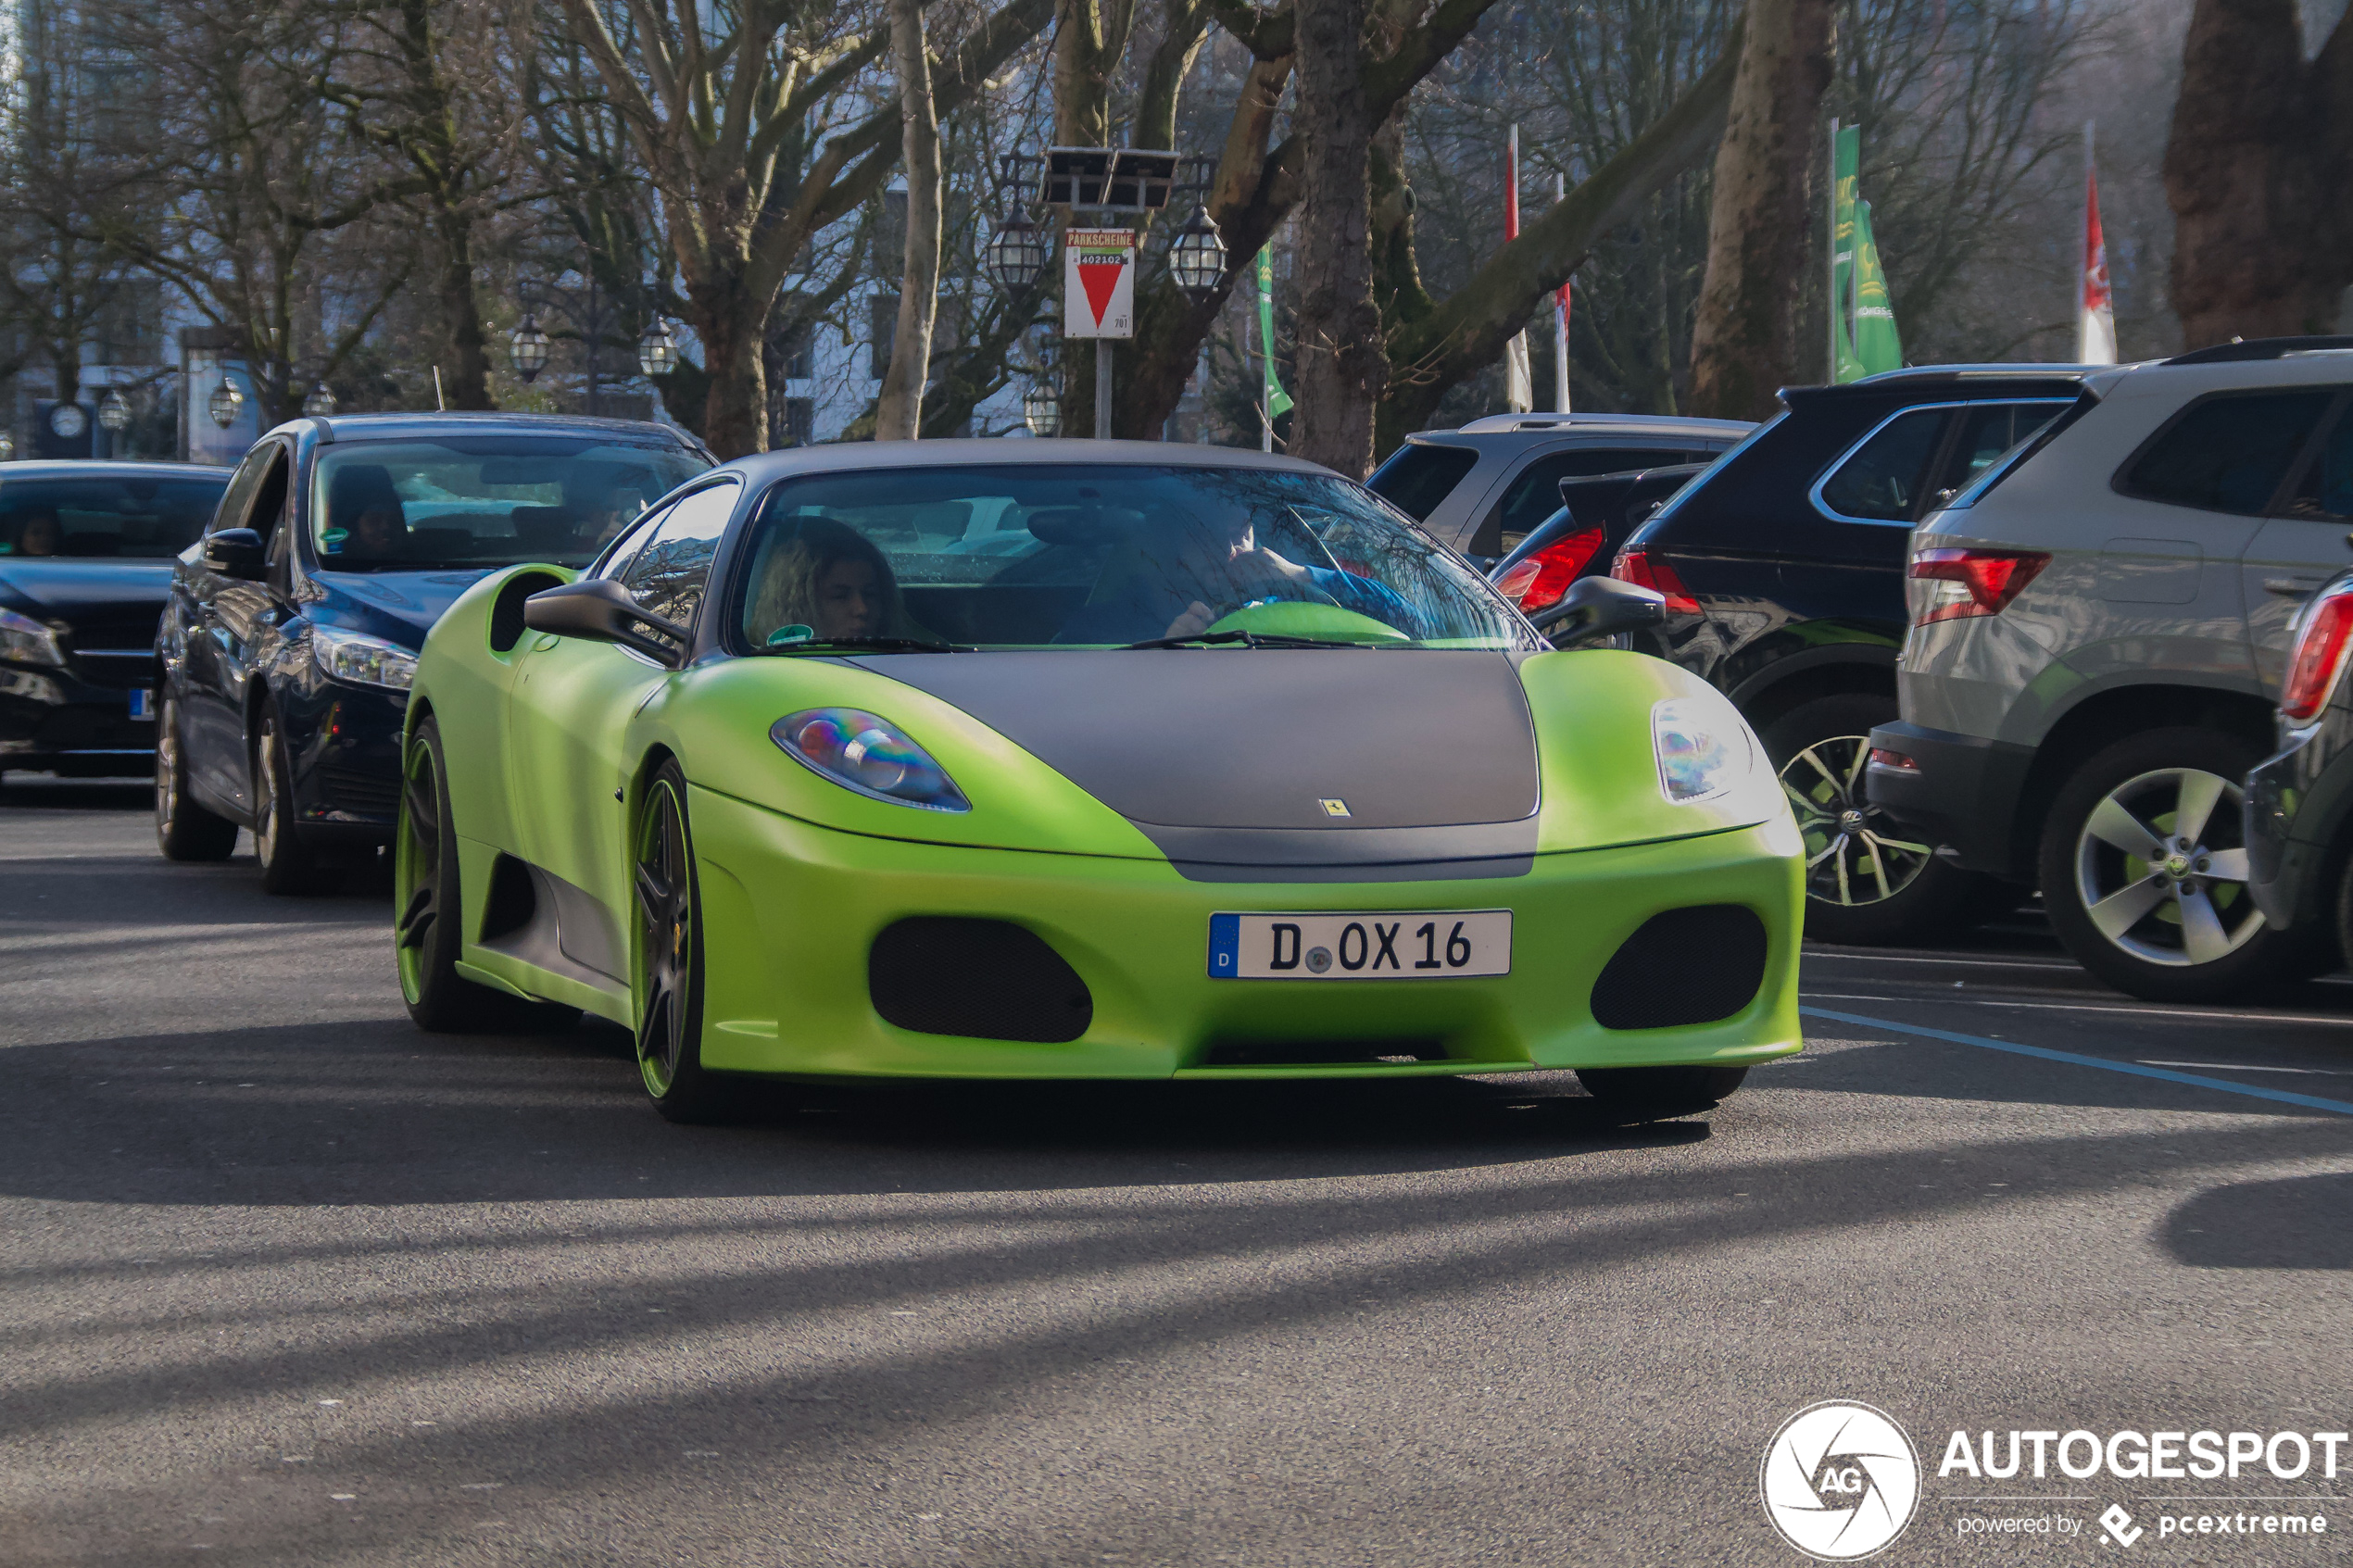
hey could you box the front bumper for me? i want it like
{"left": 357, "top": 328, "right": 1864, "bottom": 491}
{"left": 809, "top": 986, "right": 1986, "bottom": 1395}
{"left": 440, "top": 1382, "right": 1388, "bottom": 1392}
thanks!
{"left": 280, "top": 663, "right": 409, "bottom": 843}
{"left": 1865, "top": 720, "right": 2035, "bottom": 880}
{"left": 2245, "top": 719, "right": 2353, "bottom": 932}
{"left": 677, "top": 788, "right": 1806, "bottom": 1081}
{"left": 0, "top": 656, "right": 157, "bottom": 774}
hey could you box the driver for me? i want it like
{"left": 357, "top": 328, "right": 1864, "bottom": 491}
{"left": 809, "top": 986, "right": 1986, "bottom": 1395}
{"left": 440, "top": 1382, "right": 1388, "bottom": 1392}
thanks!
{"left": 1062, "top": 494, "right": 1415, "bottom": 643}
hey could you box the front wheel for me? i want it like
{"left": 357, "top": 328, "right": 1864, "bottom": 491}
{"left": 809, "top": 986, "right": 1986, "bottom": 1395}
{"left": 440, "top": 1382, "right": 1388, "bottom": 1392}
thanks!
{"left": 254, "top": 702, "right": 333, "bottom": 895}
{"left": 155, "top": 694, "right": 237, "bottom": 861}
{"left": 634, "top": 760, "right": 730, "bottom": 1123}
{"left": 1576, "top": 1065, "right": 1747, "bottom": 1119}
{"left": 2038, "top": 727, "right": 2305, "bottom": 1002}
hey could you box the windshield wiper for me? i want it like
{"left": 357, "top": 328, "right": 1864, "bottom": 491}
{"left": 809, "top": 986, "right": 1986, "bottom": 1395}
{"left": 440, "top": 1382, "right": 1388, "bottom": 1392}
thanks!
{"left": 1121, "top": 629, "right": 1371, "bottom": 650}
{"left": 763, "top": 635, "right": 971, "bottom": 655}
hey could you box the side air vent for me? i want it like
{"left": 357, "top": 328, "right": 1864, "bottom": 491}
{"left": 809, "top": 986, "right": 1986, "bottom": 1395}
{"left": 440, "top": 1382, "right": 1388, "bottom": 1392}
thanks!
{"left": 1589, "top": 905, "right": 1768, "bottom": 1030}
{"left": 868, "top": 918, "right": 1093, "bottom": 1043}
{"left": 491, "top": 571, "right": 567, "bottom": 654}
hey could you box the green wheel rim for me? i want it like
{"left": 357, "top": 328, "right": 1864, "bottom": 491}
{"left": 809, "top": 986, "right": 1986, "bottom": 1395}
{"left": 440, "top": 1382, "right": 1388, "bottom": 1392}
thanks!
{"left": 394, "top": 738, "right": 440, "bottom": 1004}
{"left": 635, "top": 779, "right": 694, "bottom": 1098}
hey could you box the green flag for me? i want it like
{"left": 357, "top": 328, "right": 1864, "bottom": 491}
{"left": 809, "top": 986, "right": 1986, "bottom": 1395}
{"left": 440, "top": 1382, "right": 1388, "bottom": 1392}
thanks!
{"left": 1829, "top": 125, "right": 1864, "bottom": 383}
{"left": 1851, "top": 200, "right": 1904, "bottom": 376}
{"left": 1257, "top": 249, "right": 1292, "bottom": 420}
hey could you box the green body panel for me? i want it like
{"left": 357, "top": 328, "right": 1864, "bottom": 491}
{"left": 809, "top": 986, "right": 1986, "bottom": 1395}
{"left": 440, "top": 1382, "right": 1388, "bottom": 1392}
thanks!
{"left": 407, "top": 565, "right": 1807, "bottom": 1083}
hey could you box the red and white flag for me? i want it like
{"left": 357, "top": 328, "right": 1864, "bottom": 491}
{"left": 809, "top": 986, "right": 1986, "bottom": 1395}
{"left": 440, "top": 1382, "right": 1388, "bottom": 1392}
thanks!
{"left": 2076, "top": 125, "right": 2116, "bottom": 365}
{"left": 1504, "top": 125, "right": 1532, "bottom": 413}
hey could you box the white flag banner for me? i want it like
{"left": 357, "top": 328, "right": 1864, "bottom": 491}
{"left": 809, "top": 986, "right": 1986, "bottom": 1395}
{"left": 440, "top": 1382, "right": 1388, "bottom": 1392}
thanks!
{"left": 2076, "top": 125, "right": 2117, "bottom": 365}
{"left": 1505, "top": 333, "right": 1533, "bottom": 413}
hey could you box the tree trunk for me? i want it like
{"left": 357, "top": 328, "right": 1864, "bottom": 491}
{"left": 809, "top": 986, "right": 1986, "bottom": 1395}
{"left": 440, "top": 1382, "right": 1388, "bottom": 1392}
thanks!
{"left": 2165, "top": 0, "right": 2353, "bottom": 346}
{"left": 1686, "top": 0, "right": 1831, "bottom": 421}
{"left": 694, "top": 300, "right": 768, "bottom": 459}
{"left": 434, "top": 210, "right": 495, "bottom": 411}
{"left": 1289, "top": 0, "right": 1385, "bottom": 477}
{"left": 876, "top": 0, "right": 942, "bottom": 441}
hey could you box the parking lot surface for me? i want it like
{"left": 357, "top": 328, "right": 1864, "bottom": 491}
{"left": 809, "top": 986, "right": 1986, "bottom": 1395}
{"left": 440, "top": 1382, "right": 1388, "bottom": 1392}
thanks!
{"left": 4, "top": 780, "right": 2349, "bottom": 1565}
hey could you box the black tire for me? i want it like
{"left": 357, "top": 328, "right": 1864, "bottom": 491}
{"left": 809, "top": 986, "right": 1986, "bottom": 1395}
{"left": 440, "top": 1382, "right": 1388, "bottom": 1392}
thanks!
{"left": 396, "top": 716, "right": 564, "bottom": 1033}
{"left": 1576, "top": 1065, "right": 1748, "bottom": 1118}
{"left": 154, "top": 693, "right": 237, "bottom": 861}
{"left": 253, "top": 700, "right": 334, "bottom": 895}
{"left": 1761, "top": 693, "right": 2001, "bottom": 946}
{"left": 2039, "top": 726, "right": 2303, "bottom": 1002}
{"left": 633, "top": 759, "right": 731, "bottom": 1123}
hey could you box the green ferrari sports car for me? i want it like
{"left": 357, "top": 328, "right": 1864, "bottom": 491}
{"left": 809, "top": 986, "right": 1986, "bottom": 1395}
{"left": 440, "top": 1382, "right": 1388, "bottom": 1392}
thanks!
{"left": 394, "top": 441, "right": 1804, "bottom": 1122}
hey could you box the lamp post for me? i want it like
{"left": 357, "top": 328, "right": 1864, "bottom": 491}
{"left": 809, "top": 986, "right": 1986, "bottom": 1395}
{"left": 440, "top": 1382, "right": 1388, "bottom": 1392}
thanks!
{"left": 1023, "top": 383, "right": 1060, "bottom": 436}
{"left": 509, "top": 311, "right": 551, "bottom": 384}
{"left": 303, "top": 382, "right": 337, "bottom": 416}
{"left": 988, "top": 210, "right": 1049, "bottom": 291}
{"left": 636, "top": 317, "right": 679, "bottom": 379}
{"left": 96, "top": 390, "right": 132, "bottom": 456}
{"left": 207, "top": 376, "right": 245, "bottom": 431}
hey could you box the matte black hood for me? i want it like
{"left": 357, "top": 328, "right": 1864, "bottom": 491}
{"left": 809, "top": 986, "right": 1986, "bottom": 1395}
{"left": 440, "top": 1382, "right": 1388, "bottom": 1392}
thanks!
{"left": 856, "top": 649, "right": 1541, "bottom": 881}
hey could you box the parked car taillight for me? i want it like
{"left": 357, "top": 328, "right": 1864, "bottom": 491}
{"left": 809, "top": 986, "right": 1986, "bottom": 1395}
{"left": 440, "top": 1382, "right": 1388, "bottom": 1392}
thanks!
{"left": 1494, "top": 527, "right": 1604, "bottom": 612}
{"left": 1608, "top": 547, "right": 1700, "bottom": 614}
{"left": 2281, "top": 587, "right": 2353, "bottom": 721}
{"left": 1907, "top": 547, "right": 2050, "bottom": 626}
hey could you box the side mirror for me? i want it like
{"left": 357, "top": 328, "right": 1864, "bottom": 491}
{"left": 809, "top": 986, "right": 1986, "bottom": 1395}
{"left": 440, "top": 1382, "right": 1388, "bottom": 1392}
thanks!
{"left": 202, "top": 527, "right": 267, "bottom": 580}
{"left": 522, "top": 577, "right": 691, "bottom": 664}
{"left": 1530, "top": 575, "right": 1667, "bottom": 648}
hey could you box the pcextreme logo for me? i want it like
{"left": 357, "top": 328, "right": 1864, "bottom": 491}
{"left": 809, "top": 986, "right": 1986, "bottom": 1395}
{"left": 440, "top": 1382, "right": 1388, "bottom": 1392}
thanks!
{"left": 1761, "top": 1400, "right": 1923, "bottom": 1561}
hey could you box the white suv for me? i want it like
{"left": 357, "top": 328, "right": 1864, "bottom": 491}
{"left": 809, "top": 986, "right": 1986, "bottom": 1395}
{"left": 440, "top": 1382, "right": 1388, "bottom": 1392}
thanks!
{"left": 1868, "top": 336, "right": 2353, "bottom": 1000}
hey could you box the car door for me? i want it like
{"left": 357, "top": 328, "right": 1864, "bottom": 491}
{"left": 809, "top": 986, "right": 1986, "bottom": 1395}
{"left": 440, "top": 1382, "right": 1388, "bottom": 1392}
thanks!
{"left": 505, "top": 479, "right": 740, "bottom": 939}
{"left": 2241, "top": 390, "right": 2353, "bottom": 692}
{"left": 182, "top": 441, "right": 292, "bottom": 812}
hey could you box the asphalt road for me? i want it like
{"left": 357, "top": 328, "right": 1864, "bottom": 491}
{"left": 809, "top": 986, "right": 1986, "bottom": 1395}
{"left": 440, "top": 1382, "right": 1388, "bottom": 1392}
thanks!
{"left": 4, "top": 778, "right": 2350, "bottom": 1567}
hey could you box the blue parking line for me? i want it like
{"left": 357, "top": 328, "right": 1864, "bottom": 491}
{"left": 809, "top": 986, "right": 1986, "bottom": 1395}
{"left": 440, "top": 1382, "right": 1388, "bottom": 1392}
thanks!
{"left": 1798, "top": 1006, "right": 2353, "bottom": 1118}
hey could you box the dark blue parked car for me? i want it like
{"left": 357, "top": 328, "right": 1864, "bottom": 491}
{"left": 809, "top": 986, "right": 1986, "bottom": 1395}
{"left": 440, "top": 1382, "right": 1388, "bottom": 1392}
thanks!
{"left": 155, "top": 413, "right": 711, "bottom": 891}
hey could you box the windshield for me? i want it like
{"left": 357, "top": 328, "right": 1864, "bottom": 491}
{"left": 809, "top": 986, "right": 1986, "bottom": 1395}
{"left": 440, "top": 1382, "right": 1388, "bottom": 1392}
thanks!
{"left": 0, "top": 474, "right": 227, "bottom": 560}
{"left": 310, "top": 436, "right": 709, "bottom": 571}
{"left": 731, "top": 464, "right": 1534, "bottom": 652}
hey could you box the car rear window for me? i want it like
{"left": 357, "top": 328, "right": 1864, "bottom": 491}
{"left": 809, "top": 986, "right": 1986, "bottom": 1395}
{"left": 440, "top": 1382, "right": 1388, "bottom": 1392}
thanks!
{"left": 2118, "top": 390, "right": 2335, "bottom": 515}
{"left": 0, "top": 475, "right": 228, "bottom": 559}
{"left": 1365, "top": 442, "right": 1478, "bottom": 522}
{"left": 1816, "top": 409, "right": 1948, "bottom": 522}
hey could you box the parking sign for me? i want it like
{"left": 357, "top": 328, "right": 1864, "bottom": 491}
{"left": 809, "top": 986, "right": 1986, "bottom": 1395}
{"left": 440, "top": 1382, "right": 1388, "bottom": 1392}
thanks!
{"left": 1063, "top": 228, "right": 1136, "bottom": 339}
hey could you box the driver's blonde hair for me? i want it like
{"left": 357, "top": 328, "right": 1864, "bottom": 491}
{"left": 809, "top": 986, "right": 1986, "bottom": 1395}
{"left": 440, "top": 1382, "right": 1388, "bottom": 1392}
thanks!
{"left": 745, "top": 516, "right": 912, "bottom": 642}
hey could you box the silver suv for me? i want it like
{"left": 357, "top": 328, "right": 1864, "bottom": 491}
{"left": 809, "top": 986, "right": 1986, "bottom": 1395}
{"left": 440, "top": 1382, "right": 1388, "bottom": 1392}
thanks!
{"left": 1869, "top": 336, "right": 2353, "bottom": 1001}
{"left": 1367, "top": 412, "right": 1751, "bottom": 568}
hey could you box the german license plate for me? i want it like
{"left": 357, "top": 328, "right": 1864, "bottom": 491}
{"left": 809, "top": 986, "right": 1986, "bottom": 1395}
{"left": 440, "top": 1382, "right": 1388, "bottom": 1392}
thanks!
{"left": 128, "top": 688, "right": 154, "bottom": 720}
{"left": 1207, "top": 910, "right": 1511, "bottom": 979}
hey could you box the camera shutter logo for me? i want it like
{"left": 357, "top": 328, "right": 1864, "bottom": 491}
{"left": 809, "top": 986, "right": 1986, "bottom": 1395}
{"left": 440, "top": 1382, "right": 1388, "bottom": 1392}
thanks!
{"left": 1759, "top": 1400, "right": 1920, "bottom": 1560}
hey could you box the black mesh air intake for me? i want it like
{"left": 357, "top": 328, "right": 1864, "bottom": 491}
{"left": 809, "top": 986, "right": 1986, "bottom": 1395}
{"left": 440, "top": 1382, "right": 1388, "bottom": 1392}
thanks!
{"left": 868, "top": 918, "right": 1093, "bottom": 1043}
{"left": 1589, "top": 905, "right": 1768, "bottom": 1030}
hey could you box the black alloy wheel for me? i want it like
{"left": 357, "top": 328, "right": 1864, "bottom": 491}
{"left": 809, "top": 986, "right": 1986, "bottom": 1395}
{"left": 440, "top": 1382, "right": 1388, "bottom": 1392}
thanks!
{"left": 396, "top": 715, "right": 568, "bottom": 1032}
{"left": 155, "top": 693, "right": 237, "bottom": 861}
{"left": 634, "top": 759, "right": 728, "bottom": 1123}
{"left": 253, "top": 702, "right": 333, "bottom": 895}
{"left": 1761, "top": 693, "right": 2013, "bottom": 946}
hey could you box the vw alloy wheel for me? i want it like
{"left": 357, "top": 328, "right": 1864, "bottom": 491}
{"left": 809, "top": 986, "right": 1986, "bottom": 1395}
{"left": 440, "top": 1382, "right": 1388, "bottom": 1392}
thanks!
{"left": 635, "top": 775, "right": 696, "bottom": 1099}
{"left": 2071, "top": 766, "right": 2262, "bottom": 968}
{"left": 1779, "top": 735, "right": 1934, "bottom": 911}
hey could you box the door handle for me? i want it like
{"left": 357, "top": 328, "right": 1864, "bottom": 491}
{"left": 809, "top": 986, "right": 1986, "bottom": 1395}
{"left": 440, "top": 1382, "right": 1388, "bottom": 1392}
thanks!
{"left": 2264, "top": 578, "right": 2325, "bottom": 596}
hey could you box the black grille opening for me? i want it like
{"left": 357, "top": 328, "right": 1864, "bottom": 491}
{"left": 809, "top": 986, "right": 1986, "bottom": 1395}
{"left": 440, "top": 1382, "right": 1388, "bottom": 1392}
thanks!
{"left": 481, "top": 855, "right": 537, "bottom": 941}
{"left": 1590, "top": 905, "right": 1768, "bottom": 1030}
{"left": 491, "top": 571, "right": 567, "bottom": 654}
{"left": 869, "top": 918, "right": 1093, "bottom": 1043}
{"left": 316, "top": 765, "right": 402, "bottom": 818}
{"left": 1199, "top": 1037, "right": 1448, "bottom": 1068}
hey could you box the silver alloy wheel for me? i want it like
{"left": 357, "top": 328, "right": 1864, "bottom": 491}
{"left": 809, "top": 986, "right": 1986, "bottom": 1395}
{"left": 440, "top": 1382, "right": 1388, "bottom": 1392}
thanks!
{"left": 256, "top": 714, "right": 283, "bottom": 865}
{"left": 154, "top": 697, "right": 180, "bottom": 828}
{"left": 1778, "top": 734, "right": 1935, "bottom": 908}
{"left": 2070, "top": 766, "right": 2262, "bottom": 968}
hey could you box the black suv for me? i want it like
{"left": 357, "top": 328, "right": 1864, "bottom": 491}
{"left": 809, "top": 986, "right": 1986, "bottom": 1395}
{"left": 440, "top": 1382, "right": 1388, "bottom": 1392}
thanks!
{"left": 1605, "top": 366, "right": 2089, "bottom": 943}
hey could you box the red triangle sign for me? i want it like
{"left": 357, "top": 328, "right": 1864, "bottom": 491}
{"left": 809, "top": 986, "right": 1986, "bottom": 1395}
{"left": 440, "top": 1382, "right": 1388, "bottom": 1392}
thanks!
{"left": 1077, "top": 254, "right": 1124, "bottom": 327}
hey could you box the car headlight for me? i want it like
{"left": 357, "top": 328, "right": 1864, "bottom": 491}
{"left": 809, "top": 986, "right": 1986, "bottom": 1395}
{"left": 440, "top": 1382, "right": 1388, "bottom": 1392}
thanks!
{"left": 311, "top": 624, "right": 418, "bottom": 690}
{"left": 771, "top": 708, "right": 970, "bottom": 812}
{"left": 1652, "top": 694, "right": 1757, "bottom": 805}
{"left": 0, "top": 608, "right": 66, "bottom": 667}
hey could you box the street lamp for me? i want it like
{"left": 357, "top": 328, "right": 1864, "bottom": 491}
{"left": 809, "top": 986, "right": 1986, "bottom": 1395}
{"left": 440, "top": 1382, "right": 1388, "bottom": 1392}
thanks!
{"left": 0, "top": 433, "right": 18, "bottom": 462}
{"left": 1023, "top": 383, "right": 1060, "bottom": 436}
{"left": 1168, "top": 204, "right": 1228, "bottom": 303}
{"left": 207, "top": 376, "right": 245, "bottom": 431}
{"left": 509, "top": 313, "right": 550, "bottom": 383}
{"left": 988, "top": 209, "right": 1049, "bottom": 291}
{"left": 303, "top": 382, "right": 337, "bottom": 416}
{"left": 96, "top": 389, "right": 132, "bottom": 434}
{"left": 636, "top": 317, "right": 679, "bottom": 378}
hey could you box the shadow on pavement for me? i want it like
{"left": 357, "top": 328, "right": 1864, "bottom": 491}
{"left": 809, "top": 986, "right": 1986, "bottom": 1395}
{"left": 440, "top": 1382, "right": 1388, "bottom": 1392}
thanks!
{"left": 2161, "top": 1173, "right": 2353, "bottom": 1269}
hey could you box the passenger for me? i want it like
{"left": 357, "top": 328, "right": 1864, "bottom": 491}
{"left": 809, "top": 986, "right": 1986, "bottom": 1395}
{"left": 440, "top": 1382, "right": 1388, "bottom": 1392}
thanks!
{"left": 14, "top": 509, "right": 61, "bottom": 557}
{"left": 347, "top": 505, "right": 408, "bottom": 560}
{"left": 747, "top": 517, "right": 916, "bottom": 644}
{"left": 571, "top": 483, "right": 646, "bottom": 551}
{"left": 1061, "top": 495, "right": 1415, "bottom": 643}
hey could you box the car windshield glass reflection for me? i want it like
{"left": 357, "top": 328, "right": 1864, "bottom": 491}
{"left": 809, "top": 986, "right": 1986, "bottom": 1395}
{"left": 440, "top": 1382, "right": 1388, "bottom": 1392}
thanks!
{"left": 0, "top": 477, "right": 227, "bottom": 560}
{"left": 310, "top": 437, "right": 708, "bottom": 571}
{"left": 734, "top": 465, "right": 1535, "bottom": 652}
